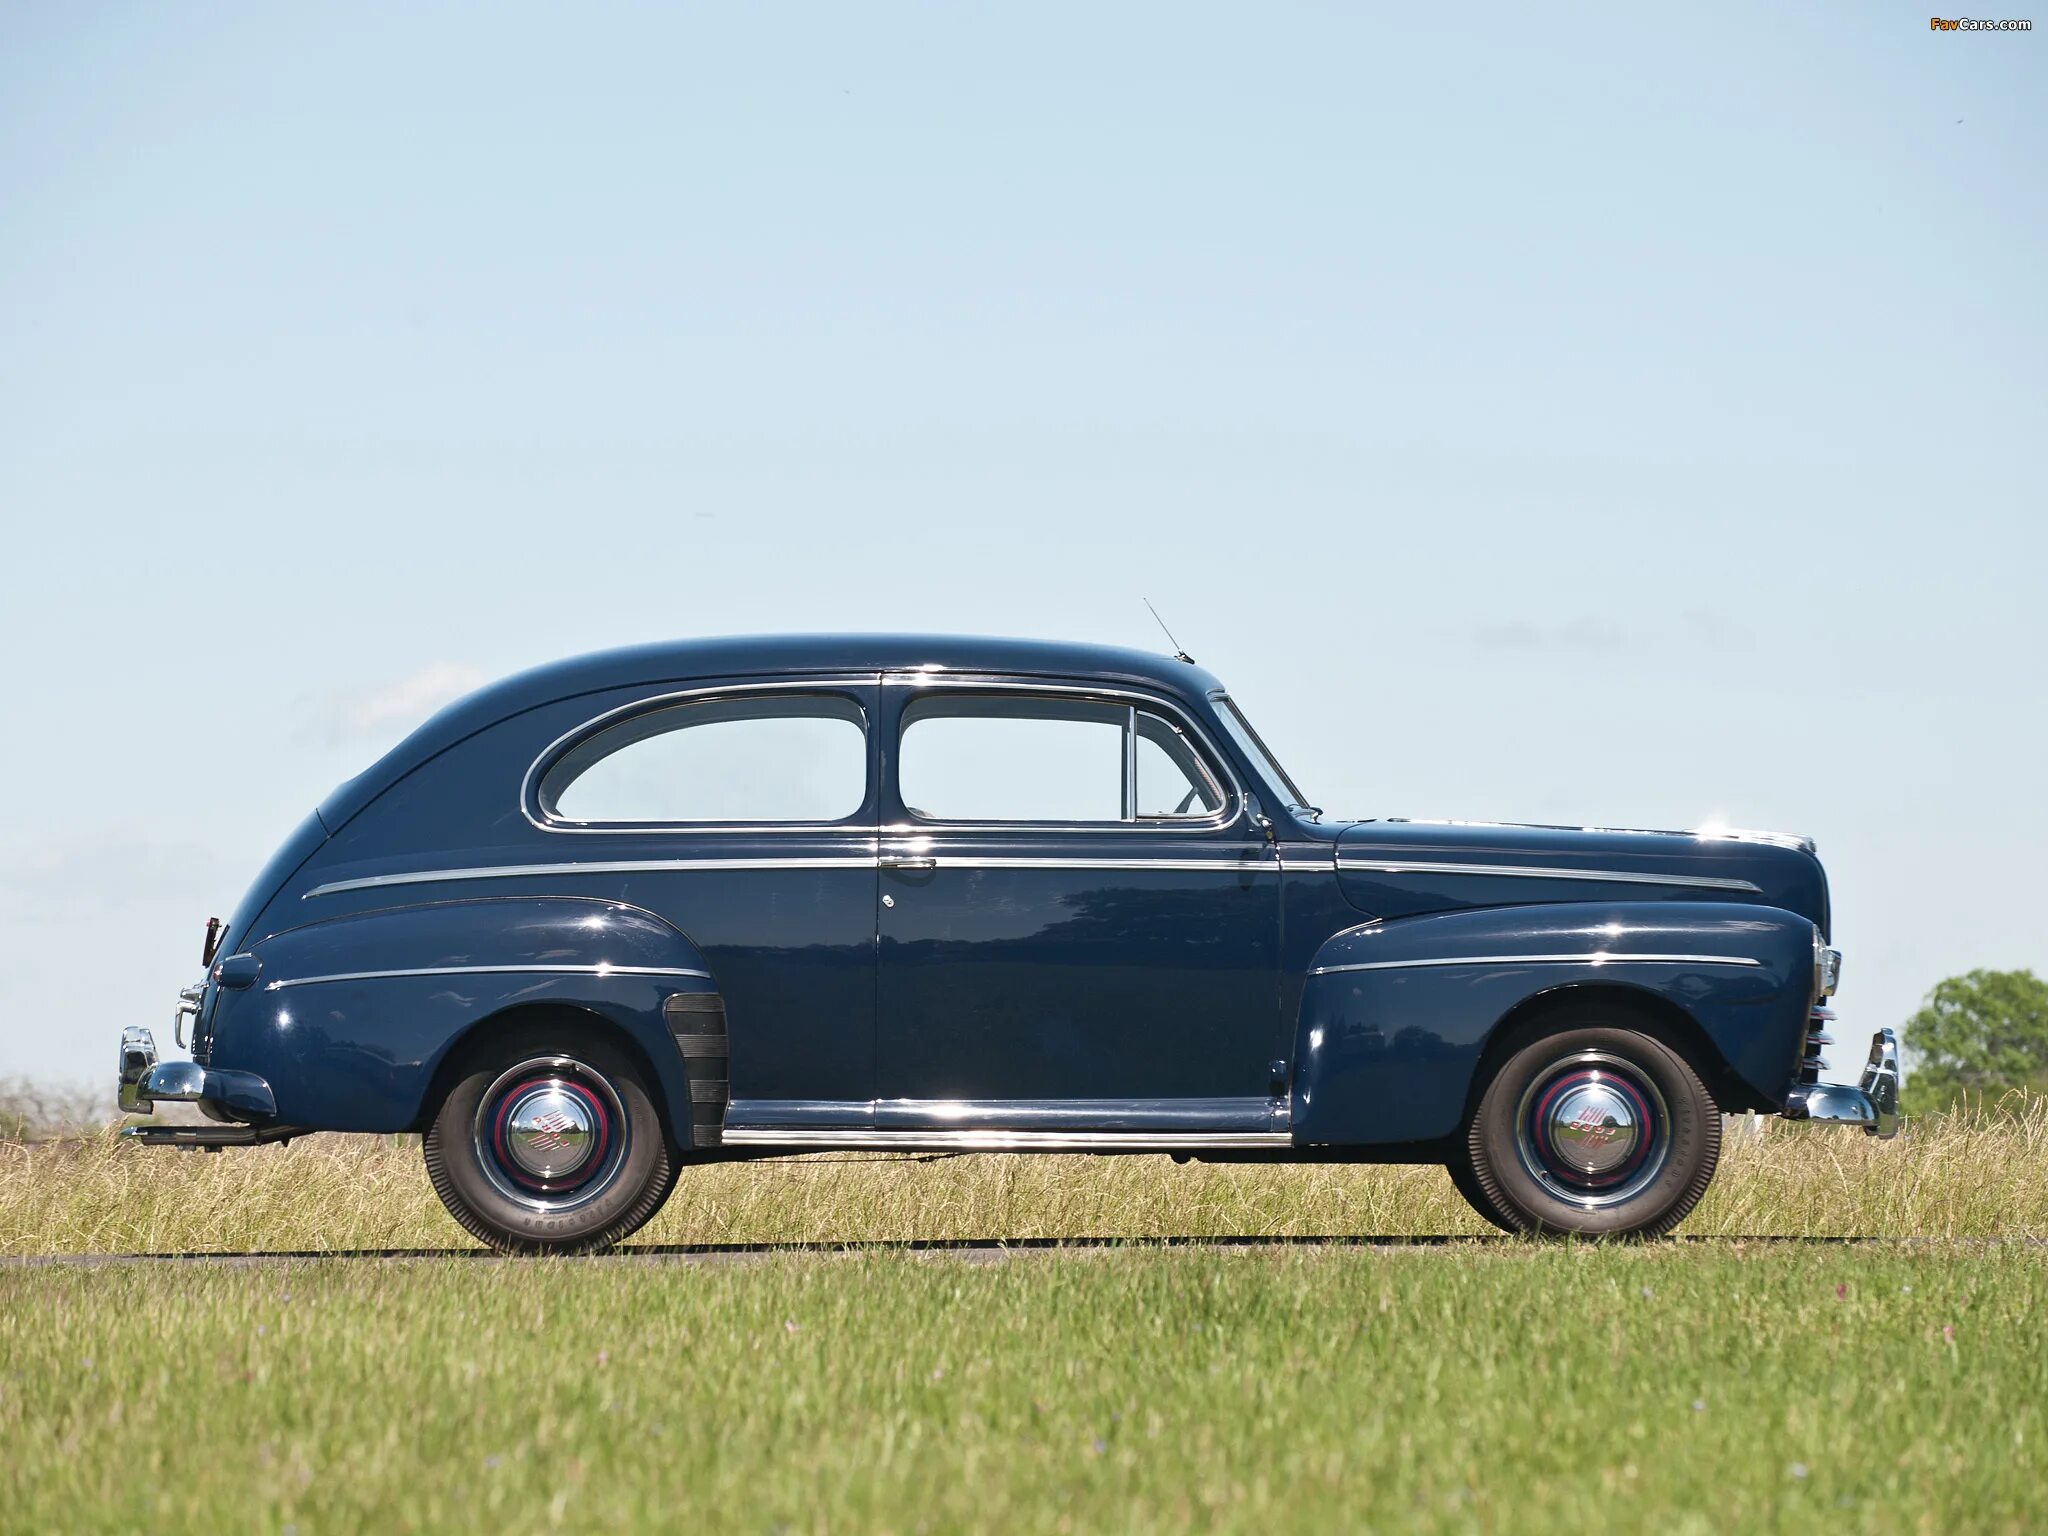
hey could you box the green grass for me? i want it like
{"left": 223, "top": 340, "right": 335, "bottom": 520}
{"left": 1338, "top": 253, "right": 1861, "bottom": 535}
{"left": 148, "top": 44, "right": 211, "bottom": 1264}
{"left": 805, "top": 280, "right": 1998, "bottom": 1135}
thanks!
{"left": 6, "top": 1103, "right": 2046, "bottom": 1531}
{"left": 6, "top": 1096, "right": 2048, "bottom": 1257}
{"left": 5, "top": 1245, "right": 2043, "bottom": 1534}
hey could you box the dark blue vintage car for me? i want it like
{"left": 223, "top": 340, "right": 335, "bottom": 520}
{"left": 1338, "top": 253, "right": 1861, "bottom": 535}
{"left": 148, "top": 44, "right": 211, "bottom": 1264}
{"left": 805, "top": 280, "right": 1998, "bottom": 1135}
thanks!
{"left": 118, "top": 635, "right": 1898, "bottom": 1249}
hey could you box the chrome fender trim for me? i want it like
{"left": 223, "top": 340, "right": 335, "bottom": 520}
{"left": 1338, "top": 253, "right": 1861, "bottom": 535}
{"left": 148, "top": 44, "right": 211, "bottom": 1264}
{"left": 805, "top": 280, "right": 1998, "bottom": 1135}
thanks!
{"left": 1310, "top": 951, "right": 1766, "bottom": 976}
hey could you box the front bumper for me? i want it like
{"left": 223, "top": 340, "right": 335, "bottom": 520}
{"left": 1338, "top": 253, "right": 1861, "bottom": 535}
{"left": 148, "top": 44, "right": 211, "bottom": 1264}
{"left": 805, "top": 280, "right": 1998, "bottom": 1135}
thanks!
{"left": 118, "top": 1026, "right": 277, "bottom": 1123}
{"left": 1782, "top": 1027, "right": 1900, "bottom": 1138}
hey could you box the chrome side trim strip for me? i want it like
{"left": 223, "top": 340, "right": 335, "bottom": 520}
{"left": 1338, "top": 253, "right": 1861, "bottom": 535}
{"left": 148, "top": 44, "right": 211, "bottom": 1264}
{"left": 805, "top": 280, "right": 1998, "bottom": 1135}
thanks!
{"left": 307, "top": 852, "right": 1279, "bottom": 897}
{"left": 1334, "top": 858, "right": 1762, "bottom": 893}
{"left": 719, "top": 1128, "right": 1292, "bottom": 1150}
{"left": 1379, "top": 818, "right": 1815, "bottom": 855}
{"left": 1310, "top": 952, "right": 1767, "bottom": 976}
{"left": 263, "top": 963, "right": 711, "bottom": 991}
{"left": 305, "top": 857, "right": 877, "bottom": 898}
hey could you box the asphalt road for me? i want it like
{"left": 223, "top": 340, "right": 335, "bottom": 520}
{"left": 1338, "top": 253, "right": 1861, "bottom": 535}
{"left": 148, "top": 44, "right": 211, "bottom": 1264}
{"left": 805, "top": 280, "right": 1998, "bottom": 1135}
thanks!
{"left": 4, "top": 1233, "right": 1995, "bottom": 1268}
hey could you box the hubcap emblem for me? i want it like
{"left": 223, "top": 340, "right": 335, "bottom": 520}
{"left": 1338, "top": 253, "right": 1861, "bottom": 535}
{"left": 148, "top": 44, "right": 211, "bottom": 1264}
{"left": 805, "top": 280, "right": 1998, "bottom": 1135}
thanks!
{"left": 474, "top": 1056, "right": 627, "bottom": 1211}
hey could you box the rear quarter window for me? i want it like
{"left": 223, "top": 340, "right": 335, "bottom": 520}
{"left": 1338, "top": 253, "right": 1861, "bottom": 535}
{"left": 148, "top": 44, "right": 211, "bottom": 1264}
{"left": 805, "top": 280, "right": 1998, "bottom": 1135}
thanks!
{"left": 538, "top": 693, "right": 866, "bottom": 825}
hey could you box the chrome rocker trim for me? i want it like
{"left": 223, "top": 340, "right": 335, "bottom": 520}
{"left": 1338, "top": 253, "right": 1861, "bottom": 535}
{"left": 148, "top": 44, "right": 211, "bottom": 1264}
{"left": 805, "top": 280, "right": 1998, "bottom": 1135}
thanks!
{"left": 720, "top": 1127, "right": 1292, "bottom": 1151}
{"left": 1782, "top": 1028, "right": 1900, "bottom": 1139}
{"left": 891, "top": 856, "right": 1272, "bottom": 874}
{"left": 118, "top": 1026, "right": 278, "bottom": 1123}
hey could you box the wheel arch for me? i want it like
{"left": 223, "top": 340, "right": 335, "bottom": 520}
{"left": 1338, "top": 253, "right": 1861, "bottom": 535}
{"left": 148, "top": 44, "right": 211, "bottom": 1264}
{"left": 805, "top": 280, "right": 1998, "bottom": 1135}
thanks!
{"left": 210, "top": 894, "right": 717, "bottom": 1137}
{"left": 1459, "top": 981, "right": 1773, "bottom": 1124}
{"left": 413, "top": 1000, "right": 684, "bottom": 1148}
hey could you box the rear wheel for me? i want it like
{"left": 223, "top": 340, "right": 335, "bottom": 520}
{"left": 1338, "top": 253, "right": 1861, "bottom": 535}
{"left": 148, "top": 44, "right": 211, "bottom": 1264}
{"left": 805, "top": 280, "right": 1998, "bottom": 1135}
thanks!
{"left": 1455, "top": 1015, "right": 1721, "bottom": 1239}
{"left": 423, "top": 1026, "right": 677, "bottom": 1254}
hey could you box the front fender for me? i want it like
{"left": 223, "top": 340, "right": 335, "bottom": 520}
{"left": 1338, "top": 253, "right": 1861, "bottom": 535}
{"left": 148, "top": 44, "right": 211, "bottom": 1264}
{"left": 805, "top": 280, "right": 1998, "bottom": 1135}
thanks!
{"left": 1291, "top": 900, "right": 1814, "bottom": 1146}
{"left": 207, "top": 896, "right": 715, "bottom": 1133}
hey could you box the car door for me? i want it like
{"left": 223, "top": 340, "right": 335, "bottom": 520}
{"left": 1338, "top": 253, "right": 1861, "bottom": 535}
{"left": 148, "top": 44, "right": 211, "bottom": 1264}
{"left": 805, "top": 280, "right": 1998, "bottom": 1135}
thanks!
{"left": 874, "top": 675, "right": 1283, "bottom": 1137}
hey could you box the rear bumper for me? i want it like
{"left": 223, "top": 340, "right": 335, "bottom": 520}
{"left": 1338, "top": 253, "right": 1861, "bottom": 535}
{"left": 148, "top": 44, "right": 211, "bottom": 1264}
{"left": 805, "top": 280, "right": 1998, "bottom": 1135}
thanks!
{"left": 118, "top": 1027, "right": 277, "bottom": 1123}
{"left": 1781, "top": 1027, "right": 1900, "bottom": 1138}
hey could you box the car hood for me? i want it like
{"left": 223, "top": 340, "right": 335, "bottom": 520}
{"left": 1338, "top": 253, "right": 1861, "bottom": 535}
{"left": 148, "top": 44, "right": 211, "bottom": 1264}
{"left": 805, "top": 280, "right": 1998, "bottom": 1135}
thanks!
{"left": 1332, "top": 818, "right": 1830, "bottom": 938}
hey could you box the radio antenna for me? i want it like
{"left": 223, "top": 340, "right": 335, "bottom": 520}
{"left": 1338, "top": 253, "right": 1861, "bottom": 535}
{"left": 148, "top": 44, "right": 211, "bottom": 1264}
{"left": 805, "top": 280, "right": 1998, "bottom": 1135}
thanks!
{"left": 1143, "top": 598, "right": 1195, "bottom": 664}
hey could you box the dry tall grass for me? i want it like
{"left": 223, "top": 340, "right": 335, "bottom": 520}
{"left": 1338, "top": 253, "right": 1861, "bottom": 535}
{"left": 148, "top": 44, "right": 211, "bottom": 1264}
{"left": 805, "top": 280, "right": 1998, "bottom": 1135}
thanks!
{"left": 5, "top": 1096, "right": 2045, "bottom": 1255}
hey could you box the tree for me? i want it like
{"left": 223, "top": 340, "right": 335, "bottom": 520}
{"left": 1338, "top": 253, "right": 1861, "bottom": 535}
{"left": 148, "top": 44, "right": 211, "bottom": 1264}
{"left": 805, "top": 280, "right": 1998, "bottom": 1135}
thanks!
{"left": 1903, "top": 969, "right": 2048, "bottom": 1113}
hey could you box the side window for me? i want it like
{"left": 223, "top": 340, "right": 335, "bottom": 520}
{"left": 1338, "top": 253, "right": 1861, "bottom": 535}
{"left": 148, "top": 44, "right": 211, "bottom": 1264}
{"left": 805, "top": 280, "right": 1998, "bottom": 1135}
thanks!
{"left": 539, "top": 694, "right": 866, "bottom": 825}
{"left": 1134, "top": 713, "right": 1225, "bottom": 818}
{"left": 897, "top": 694, "right": 1227, "bottom": 824}
{"left": 899, "top": 697, "right": 1123, "bottom": 822}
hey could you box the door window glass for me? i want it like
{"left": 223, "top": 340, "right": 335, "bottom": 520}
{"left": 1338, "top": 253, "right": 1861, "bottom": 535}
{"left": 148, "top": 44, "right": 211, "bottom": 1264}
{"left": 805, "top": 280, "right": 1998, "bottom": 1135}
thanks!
{"left": 540, "top": 694, "right": 866, "bottom": 824}
{"left": 1134, "top": 715, "right": 1225, "bottom": 817}
{"left": 898, "top": 694, "right": 1226, "bottom": 823}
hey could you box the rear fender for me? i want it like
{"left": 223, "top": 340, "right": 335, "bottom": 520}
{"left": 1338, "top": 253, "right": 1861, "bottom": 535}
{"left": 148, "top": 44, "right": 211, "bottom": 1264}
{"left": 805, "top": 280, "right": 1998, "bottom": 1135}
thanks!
{"left": 1290, "top": 900, "right": 1815, "bottom": 1146}
{"left": 206, "top": 896, "right": 714, "bottom": 1133}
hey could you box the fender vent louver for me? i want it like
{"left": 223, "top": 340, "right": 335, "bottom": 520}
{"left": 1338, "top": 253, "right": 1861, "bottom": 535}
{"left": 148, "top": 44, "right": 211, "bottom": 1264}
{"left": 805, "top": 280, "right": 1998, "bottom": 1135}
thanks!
{"left": 663, "top": 992, "right": 729, "bottom": 1149}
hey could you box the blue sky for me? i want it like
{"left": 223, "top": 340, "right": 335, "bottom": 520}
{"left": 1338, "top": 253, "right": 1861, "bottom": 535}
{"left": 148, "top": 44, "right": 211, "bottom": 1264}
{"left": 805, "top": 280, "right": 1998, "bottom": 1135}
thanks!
{"left": 1, "top": 3, "right": 2041, "bottom": 1090}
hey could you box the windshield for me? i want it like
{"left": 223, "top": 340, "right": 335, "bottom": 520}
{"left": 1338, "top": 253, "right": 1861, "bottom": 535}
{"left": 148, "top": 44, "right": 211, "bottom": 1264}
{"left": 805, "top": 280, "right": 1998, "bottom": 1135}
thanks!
{"left": 1212, "top": 693, "right": 1318, "bottom": 819}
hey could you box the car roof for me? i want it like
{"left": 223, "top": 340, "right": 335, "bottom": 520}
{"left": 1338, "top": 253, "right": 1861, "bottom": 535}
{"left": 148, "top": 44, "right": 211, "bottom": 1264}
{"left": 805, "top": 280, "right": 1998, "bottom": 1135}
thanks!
{"left": 317, "top": 634, "right": 1228, "bottom": 832}
{"left": 505, "top": 633, "right": 1219, "bottom": 695}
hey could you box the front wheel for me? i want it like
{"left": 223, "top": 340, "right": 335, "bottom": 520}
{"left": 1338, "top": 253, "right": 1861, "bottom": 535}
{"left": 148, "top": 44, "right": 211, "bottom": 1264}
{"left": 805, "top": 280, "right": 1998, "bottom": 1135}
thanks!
{"left": 423, "top": 1027, "right": 677, "bottom": 1254}
{"left": 1454, "top": 1017, "right": 1722, "bottom": 1239}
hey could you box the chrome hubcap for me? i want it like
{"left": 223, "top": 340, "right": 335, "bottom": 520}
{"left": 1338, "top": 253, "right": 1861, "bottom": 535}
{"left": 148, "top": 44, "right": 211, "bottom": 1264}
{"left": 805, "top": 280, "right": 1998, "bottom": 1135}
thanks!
{"left": 501, "top": 1082, "right": 601, "bottom": 1181}
{"left": 474, "top": 1056, "right": 627, "bottom": 1212}
{"left": 1544, "top": 1080, "right": 1641, "bottom": 1176}
{"left": 1514, "top": 1051, "right": 1669, "bottom": 1209}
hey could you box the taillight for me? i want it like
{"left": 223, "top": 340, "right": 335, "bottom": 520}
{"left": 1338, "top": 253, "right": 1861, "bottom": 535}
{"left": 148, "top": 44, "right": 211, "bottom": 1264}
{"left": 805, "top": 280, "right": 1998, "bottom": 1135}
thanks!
{"left": 201, "top": 917, "right": 223, "bottom": 968}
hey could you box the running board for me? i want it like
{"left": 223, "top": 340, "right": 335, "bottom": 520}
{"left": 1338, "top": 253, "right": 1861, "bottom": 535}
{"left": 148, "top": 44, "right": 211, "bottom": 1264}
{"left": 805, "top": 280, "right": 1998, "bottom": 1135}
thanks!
{"left": 719, "top": 1128, "right": 1292, "bottom": 1151}
{"left": 122, "top": 1124, "right": 306, "bottom": 1152}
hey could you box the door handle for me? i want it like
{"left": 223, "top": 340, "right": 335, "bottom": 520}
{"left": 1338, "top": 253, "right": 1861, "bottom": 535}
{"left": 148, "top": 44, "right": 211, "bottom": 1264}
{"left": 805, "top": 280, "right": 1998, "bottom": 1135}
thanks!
{"left": 880, "top": 856, "right": 937, "bottom": 871}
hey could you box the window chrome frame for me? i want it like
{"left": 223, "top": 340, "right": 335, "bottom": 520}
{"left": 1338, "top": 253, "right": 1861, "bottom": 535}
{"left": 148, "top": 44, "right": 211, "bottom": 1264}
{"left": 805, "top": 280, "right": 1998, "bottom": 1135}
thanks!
{"left": 882, "top": 675, "right": 1245, "bottom": 836}
{"left": 521, "top": 676, "right": 880, "bottom": 837}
